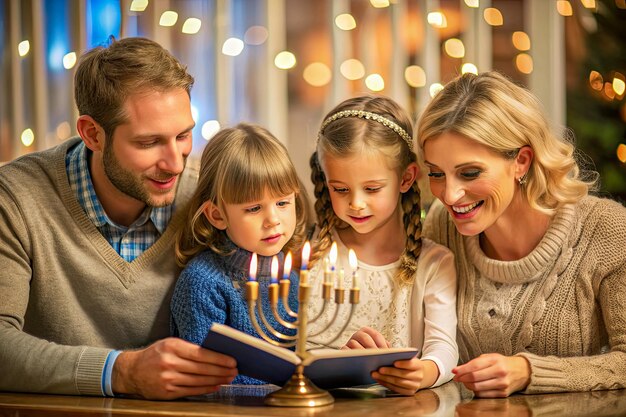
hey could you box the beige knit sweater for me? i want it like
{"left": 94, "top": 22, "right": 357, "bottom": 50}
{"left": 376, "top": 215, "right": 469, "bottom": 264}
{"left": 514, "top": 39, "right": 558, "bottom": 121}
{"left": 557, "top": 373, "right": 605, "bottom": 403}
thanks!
{"left": 423, "top": 195, "right": 626, "bottom": 394}
{"left": 0, "top": 138, "right": 198, "bottom": 395}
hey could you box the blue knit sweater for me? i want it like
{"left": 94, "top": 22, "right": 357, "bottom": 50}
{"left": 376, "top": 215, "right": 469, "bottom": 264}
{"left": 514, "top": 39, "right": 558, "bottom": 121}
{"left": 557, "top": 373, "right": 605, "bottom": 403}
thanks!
{"left": 170, "top": 244, "right": 299, "bottom": 385}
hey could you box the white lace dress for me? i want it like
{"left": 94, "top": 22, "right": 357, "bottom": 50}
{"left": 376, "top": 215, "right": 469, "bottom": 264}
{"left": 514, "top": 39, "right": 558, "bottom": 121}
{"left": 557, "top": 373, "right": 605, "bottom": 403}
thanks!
{"left": 307, "top": 231, "right": 459, "bottom": 387}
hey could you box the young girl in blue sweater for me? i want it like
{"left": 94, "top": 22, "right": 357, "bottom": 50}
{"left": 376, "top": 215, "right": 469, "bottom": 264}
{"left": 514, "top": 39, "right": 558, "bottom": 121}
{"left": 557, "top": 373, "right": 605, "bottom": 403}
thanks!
{"left": 171, "top": 123, "right": 308, "bottom": 384}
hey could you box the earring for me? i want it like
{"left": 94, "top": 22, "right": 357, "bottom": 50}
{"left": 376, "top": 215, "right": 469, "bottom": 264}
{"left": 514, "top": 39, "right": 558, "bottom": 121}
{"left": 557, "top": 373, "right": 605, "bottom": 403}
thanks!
{"left": 517, "top": 173, "right": 528, "bottom": 186}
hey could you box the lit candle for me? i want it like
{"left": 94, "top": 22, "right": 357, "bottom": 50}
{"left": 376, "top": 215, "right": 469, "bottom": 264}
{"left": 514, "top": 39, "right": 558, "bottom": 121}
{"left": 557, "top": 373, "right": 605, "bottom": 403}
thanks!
{"left": 246, "top": 253, "right": 259, "bottom": 301}
{"left": 348, "top": 249, "right": 359, "bottom": 289}
{"left": 269, "top": 255, "right": 279, "bottom": 304}
{"left": 300, "top": 241, "right": 310, "bottom": 285}
{"left": 282, "top": 251, "right": 292, "bottom": 280}
{"left": 249, "top": 252, "right": 258, "bottom": 281}
{"left": 271, "top": 255, "right": 279, "bottom": 284}
{"left": 279, "top": 251, "right": 292, "bottom": 300}
{"left": 329, "top": 241, "right": 338, "bottom": 285}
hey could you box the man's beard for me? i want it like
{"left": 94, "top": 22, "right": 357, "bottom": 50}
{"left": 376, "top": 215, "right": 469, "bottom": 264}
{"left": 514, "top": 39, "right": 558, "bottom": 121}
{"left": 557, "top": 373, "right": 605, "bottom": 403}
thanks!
{"left": 102, "top": 141, "right": 185, "bottom": 208}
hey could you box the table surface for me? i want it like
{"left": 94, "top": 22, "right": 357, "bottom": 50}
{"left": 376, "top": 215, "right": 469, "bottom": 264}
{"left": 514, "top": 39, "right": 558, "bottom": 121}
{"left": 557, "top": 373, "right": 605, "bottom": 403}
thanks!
{"left": 1, "top": 383, "right": 626, "bottom": 417}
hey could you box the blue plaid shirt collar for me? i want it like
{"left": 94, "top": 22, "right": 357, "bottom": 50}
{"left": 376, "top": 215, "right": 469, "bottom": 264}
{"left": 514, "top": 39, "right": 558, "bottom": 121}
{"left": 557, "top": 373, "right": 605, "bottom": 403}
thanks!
{"left": 65, "top": 142, "right": 173, "bottom": 261}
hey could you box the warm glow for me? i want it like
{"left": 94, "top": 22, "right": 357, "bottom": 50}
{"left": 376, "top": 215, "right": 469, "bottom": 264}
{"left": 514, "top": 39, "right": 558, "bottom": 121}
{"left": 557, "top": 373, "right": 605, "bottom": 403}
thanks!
{"left": 462, "top": 63, "right": 478, "bottom": 75}
{"left": 159, "top": 11, "right": 178, "bottom": 27}
{"left": 613, "top": 74, "right": 625, "bottom": 96}
{"left": 222, "top": 38, "right": 244, "bottom": 56}
{"left": 429, "top": 83, "right": 444, "bottom": 98}
{"left": 335, "top": 13, "right": 356, "bottom": 31}
{"left": 464, "top": 0, "right": 479, "bottom": 7}
{"left": 605, "top": 82, "right": 616, "bottom": 100}
{"left": 201, "top": 120, "right": 221, "bottom": 140}
{"left": 244, "top": 26, "right": 268, "bottom": 45}
{"left": 62, "top": 52, "right": 77, "bottom": 69}
{"left": 580, "top": 0, "right": 596, "bottom": 8}
{"left": 556, "top": 1, "right": 573, "bottom": 16}
{"left": 249, "top": 253, "right": 258, "bottom": 281}
{"left": 129, "top": 0, "right": 148, "bottom": 12}
{"left": 617, "top": 144, "right": 626, "bottom": 163}
{"left": 589, "top": 71, "right": 604, "bottom": 91}
{"left": 21, "top": 128, "right": 34, "bottom": 147}
{"left": 301, "top": 242, "right": 311, "bottom": 270}
{"left": 271, "top": 256, "right": 279, "bottom": 283}
{"left": 340, "top": 59, "right": 365, "bottom": 80}
{"left": 404, "top": 65, "right": 426, "bottom": 87}
{"left": 512, "top": 31, "right": 531, "bottom": 51}
{"left": 303, "top": 62, "right": 332, "bottom": 87}
{"left": 370, "top": 0, "right": 390, "bottom": 7}
{"left": 56, "top": 121, "right": 71, "bottom": 139}
{"left": 329, "top": 242, "right": 338, "bottom": 269}
{"left": 365, "top": 74, "right": 385, "bottom": 91}
{"left": 617, "top": 0, "right": 626, "bottom": 10}
{"left": 484, "top": 8, "right": 504, "bottom": 26}
{"left": 283, "top": 252, "right": 292, "bottom": 279}
{"left": 348, "top": 249, "right": 358, "bottom": 269}
{"left": 444, "top": 38, "right": 465, "bottom": 58}
{"left": 516, "top": 53, "right": 534, "bottom": 74}
{"left": 18, "top": 40, "right": 30, "bottom": 57}
{"left": 427, "top": 12, "right": 448, "bottom": 28}
{"left": 274, "top": 51, "right": 296, "bottom": 69}
{"left": 182, "top": 18, "right": 202, "bottom": 34}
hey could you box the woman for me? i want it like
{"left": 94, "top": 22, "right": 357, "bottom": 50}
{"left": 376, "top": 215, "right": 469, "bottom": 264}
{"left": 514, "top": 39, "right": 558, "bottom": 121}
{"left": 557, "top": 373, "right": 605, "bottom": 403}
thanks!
{"left": 417, "top": 71, "right": 626, "bottom": 397}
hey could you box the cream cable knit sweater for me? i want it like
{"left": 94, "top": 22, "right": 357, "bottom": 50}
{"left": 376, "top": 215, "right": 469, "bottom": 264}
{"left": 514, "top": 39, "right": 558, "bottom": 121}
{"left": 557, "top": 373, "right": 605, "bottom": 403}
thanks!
{"left": 423, "top": 195, "right": 626, "bottom": 394}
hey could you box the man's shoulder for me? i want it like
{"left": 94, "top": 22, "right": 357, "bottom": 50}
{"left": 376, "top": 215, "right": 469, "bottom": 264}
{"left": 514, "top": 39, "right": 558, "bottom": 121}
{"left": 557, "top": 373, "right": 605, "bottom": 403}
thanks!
{"left": 0, "top": 138, "right": 78, "bottom": 180}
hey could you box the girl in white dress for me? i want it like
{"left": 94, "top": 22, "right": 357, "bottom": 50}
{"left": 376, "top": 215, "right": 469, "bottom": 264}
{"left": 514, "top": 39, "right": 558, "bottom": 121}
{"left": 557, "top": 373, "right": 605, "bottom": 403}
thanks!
{"left": 307, "top": 95, "right": 458, "bottom": 395}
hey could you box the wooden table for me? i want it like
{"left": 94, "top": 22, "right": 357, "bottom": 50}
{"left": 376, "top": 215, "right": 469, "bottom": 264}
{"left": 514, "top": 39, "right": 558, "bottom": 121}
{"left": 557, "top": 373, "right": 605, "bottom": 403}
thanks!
{"left": 1, "top": 383, "right": 625, "bottom": 417}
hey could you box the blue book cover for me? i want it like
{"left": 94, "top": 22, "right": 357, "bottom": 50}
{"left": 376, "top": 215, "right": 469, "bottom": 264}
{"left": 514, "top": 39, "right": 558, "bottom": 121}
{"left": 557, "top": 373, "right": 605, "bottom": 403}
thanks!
{"left": 202, "top": 323, "right": 419, "bottom": 389}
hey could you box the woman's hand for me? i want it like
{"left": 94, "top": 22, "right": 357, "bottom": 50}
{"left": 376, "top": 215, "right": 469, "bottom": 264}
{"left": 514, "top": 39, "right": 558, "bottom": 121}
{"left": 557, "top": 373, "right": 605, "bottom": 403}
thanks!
{"left": 452, "top": 353, "right": 531, "bottom": 398}
{"left": 373, "top": 358, "right": 439, "bottom": 395}
{"left": 342, "top": 326, "right": 391, "bottom": 349}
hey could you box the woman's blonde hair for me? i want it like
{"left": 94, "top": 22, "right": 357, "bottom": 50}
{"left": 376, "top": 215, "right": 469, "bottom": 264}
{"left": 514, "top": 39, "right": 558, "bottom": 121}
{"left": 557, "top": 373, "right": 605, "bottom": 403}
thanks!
{"left": 176, "top": 123, "right": 308, "bottom": 266}
{"left": 310, "top": 95, "right": 422, "bottom": 285}
{"left": 416, "top": 71, "right": 596, "bottom": 215}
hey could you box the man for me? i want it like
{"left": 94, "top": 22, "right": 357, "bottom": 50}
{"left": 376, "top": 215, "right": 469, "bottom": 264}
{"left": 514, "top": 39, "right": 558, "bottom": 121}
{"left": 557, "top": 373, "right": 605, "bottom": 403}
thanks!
{"left": 0, "top": 37, "right": 238, "bottom": 399}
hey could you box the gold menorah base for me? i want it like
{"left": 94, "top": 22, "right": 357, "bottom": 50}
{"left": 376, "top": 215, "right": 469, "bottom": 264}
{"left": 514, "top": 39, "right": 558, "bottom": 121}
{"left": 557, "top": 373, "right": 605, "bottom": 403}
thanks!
{"left": 264, "top": 372, "right": 334, "bottom": 407}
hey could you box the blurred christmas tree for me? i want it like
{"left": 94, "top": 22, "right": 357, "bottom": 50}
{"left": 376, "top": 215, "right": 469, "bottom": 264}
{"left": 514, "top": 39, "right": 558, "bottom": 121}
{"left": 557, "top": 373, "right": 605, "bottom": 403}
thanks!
{"left": 566, "top": 0, "right": 626, "bottom": 203}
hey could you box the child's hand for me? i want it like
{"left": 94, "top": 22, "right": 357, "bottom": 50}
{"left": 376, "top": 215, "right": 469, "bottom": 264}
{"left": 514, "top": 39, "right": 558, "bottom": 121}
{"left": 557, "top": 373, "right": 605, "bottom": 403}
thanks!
{"left": 372, "top": 357, "right": 432, "bottom": 396}
{"left": 341, "top": 326, "right": 391, "bottom": 349}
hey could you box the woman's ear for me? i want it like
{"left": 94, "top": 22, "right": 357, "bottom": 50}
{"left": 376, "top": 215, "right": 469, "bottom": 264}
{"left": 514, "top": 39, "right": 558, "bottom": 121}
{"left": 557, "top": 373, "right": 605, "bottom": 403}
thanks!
{"left": 515, "top": 146, "right": 534, "bottom": 178}
{"left": 202, "top": 201, "right": 228, "bottom": 230}
{"left": 76, "top": 115, "right": 106, "bottom": 152}
{"left": 400, "top": 162, "right": 419, "bottom": 193}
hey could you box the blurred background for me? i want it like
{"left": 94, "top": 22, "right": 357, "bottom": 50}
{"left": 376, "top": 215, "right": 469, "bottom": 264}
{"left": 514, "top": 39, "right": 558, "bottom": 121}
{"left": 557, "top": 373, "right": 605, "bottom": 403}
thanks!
{"left": 1, "top": 0, "right": 625, "bottom": 203}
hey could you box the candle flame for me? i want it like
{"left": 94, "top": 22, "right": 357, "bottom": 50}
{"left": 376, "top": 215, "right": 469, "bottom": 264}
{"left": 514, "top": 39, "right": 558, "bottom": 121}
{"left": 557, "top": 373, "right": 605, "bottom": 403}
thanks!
{"left": 271, "top": 256, "right": 279, "bottom": 282}
{"left": 348, "top": 249, "right": 358, "bottom": 269}
{"left": 283, "top": 251, "right": 292, "bottom": 279}
{"left": 249, "top": 253, "right": 258, "bottom": 281}
{"left": 301, "top": 241, "right": 311, "bottom": 270}
{"left": 329, "top": 241, "right": 338, "bottom": 269}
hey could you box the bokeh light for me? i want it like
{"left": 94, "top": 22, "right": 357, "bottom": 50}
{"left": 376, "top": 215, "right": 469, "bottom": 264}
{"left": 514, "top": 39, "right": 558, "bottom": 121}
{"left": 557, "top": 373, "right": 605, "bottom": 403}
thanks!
{"left": 274, "top": 51, "right": 296, "bottom": 69}
{"left": 404, "top": 65, "right": 426, "bottom": 87}
{"left": 340, "top": 59, "right": 365, "bottom": 80}
{"left": 303, "top": 62, "right": 332, "bottom": 87}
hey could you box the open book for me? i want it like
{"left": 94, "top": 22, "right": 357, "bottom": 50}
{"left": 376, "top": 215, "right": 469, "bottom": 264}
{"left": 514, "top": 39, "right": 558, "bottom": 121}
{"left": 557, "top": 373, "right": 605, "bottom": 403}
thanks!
{"left": 202, "top": 323, "right": 419, "bottom": 389}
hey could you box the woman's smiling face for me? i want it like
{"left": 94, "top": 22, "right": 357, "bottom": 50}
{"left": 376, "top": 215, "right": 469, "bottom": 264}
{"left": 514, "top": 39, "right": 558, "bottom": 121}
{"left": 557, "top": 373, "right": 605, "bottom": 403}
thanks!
{"left": 423, "top": 132, "right": 519, "bottom": 236}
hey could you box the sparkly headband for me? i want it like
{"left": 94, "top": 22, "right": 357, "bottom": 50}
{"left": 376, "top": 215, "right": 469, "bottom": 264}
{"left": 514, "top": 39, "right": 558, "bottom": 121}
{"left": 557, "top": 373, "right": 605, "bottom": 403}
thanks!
{"left": 317, "top": 110, "right": 413, "bottom": 149}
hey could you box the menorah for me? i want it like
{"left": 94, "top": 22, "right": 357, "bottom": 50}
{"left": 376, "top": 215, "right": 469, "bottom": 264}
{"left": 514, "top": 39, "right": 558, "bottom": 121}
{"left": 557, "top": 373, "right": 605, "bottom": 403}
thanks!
{"left": 245, "top": 241, "right": 360, "bottom": 407}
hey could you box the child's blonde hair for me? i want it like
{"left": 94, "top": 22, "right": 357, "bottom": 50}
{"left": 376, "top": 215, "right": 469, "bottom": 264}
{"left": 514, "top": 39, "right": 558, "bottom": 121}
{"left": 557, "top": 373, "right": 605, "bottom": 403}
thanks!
{"left": 310, "top": 95, "right": 422, "bottom": 285}
{"left": 176, "top": 123, "right": 308, "bottom": 266}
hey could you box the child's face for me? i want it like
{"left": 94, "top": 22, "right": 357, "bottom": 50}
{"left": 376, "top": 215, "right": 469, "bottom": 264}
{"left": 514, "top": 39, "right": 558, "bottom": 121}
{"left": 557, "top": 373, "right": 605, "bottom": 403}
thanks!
{"left": 221, "top": 190, "right": 297, "bottom": 256}
{"left": 321, "top": 152, "right": 414, "bottom": 236}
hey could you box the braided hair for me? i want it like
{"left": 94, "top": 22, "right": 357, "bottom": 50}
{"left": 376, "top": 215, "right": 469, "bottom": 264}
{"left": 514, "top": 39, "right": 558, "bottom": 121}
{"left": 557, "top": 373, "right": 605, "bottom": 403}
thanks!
{"left": 311, "top": 95, "right": 422, "bottom": 285}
